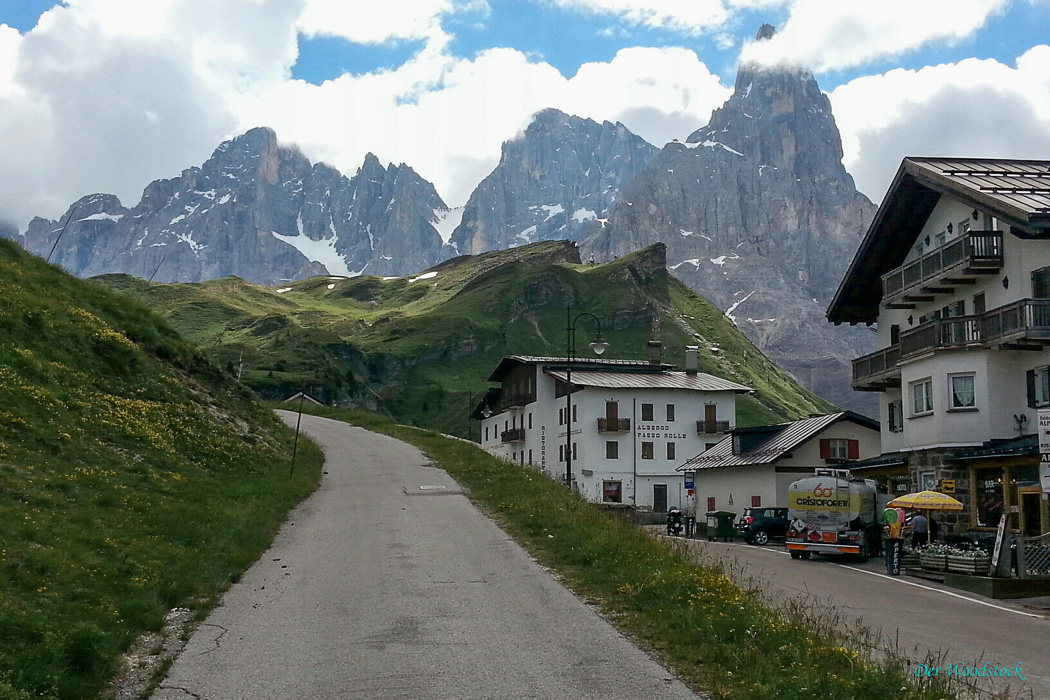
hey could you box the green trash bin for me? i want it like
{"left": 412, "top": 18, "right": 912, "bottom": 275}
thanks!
{"left": 706, "top": 511, "right": 736, "bottom": 542}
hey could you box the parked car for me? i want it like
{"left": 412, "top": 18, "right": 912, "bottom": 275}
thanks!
{"left": 737, "top": 507, "right": 789, "bottom": 545}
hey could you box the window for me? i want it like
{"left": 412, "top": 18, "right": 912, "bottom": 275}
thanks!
{"left": 911, "top": 378, "right": 933, "bottom": 415}
{"left": 935, "top": 231, "right": 946, "bottom": 247}
{"left": 606, "top": 441, "right": 619, "bottom": 460}
{"left": 666, "top": 442, "right": 676, "bottom": 460}
{"left": 641, "top": 403, "right": 654, "bottom": 421}
{"left": 751, "top": 495, "right": 762, "bottom": 508}
{"left": 1033, "top": 266, "right": 1050, "bottom": 299}
{"left": 975, "top": 468, "right": 1004, "bottom": 527}
{"left": 888, "top": 400, "right": 904, "bottom": 433}
{"left": 528, "top": 413, "right": 533, "bottom": 429}
{"left": 973, "top": 292, "right": 986, "bottom": 315}
{"left": 958, "top": 220, "right": 970, "bottom": 235}
{"left": 603, "top": 481, "right": 622, "bottom": 503}
{"left": 949, "top": 373, "right": 976, "bottom": 410}
{"left": 641, "top": 441, "right": 654, "bottom": 459}
{"left": 820, "top": 438, "right": 858, "bottom": 462}
{"left": 707, "top": 497, "right": 716, "bottom": 512}
{"left": 559, "top": 445, "right": 564, "bottom": 462}
{"left": 1028, "top": 366, "right": 1050, "bottom": 408}
{"left": 705, "top": 442, "right": 718, "bottom": 451}
{"left": 572, "top": 405, "right": 577, "bottom": 423}
{"left": 485, "top": 426, "right": 489, "bottom": 441}
{"left": 572, "top": 442, "right": 577, "bottom": 460}
{"left": 559, "top": 408, "right": 564, "bottom": 426}
{"left": 666, "top": 403, "right": 675, "bottom": 421}
{"left": 528, "top": 449, "right": 532, "bottom": 465}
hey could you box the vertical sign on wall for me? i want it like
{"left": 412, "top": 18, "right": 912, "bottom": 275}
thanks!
{"left": 1040, "top": 409, "right": 1050, "bottom": 494}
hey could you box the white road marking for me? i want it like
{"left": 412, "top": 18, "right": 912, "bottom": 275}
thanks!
{"left": 729, "top": 543, "right": 1044, "bottom": 619}
{"left": 839, "top": 565, "right": 1044, "bottom": 619}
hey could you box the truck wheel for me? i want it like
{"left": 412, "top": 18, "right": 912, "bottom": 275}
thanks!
{"left": 753, "top": 531, "right": 770, "bottom": 546}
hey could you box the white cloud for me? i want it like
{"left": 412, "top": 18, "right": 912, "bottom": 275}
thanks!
{"left": 240, "top": 44, "right": 728, "bottom": 207}
{"left": 0, "top": 0, "right": 732, "bottom": 229}
{"left": 830, "top": 47, "right": 1050, "bottom": 202}
{"left": 741, "top": 0, "right": 1007, "bottom": 72}
{"left": 297, "top": 0, "right": 450, "bottom": 45}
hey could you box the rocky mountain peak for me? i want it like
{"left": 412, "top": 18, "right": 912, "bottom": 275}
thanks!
{"left": 581, "top": 34, "right": 877, "bottom": 413}
{"left": 450, "top": 109, "right": 657, "bottom": 255}
{"left": 690, "top": 26, "right": 851, "bottom": 186}
{"left": 755, "top": 23, "right": 776, "bottom": 41}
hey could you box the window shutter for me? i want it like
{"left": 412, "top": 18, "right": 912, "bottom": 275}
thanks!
{"left": 819, "top": 438, "right": 830, "bottom": 459}
{"left": 1027, "top": 369, "right": 1037, "bottom": 409}
{"left": 848, "top": 439, "right": 859, "bottom": 460}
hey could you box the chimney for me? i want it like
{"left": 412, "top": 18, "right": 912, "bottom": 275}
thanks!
{"left": 685, "top": 346, "right": 698, "bottom": 375}
{"left": 647, "top": 340, "right": 662, "bottom": 365}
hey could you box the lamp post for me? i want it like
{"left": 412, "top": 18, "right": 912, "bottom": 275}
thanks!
{"left": 565, "top": 305, "right": 608, "bottom": 487}
{"left": 468, "top": 391, "right": 492, "bottom": 443}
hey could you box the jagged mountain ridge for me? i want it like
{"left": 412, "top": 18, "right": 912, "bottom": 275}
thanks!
{"left": 19, "top": 127, "right": 454, "bottom": 284}
{"left": 450, "top": 108, "right": 658, "bottom": 254}
{"left": 580, "top": 26, "right": 877, "bottom": 413}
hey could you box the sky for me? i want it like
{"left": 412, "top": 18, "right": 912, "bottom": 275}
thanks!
{"left": 1, "top": 0, "right": 1049, "bottom": 231}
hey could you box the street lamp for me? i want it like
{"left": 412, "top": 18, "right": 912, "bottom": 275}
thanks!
{"left": 468, "top": 391, "right": 492, "bottom": 443}
{"left": 565, "top": 305, "right": 608, "bottom": 487}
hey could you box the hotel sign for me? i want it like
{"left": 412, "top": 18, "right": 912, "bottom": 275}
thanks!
{"left": 1040, "top": 409, "right": 1050, "bottom": 494}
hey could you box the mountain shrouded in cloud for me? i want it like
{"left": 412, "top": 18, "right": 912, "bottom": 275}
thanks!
{"left": 581, "top": 25, "right": 878, "bottom": 413}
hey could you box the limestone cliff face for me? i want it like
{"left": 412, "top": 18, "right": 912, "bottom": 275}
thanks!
{"left": 581, "top": 27, "right": 877, "bottom": 413}
{"left": 451, "top": 108, "right": 658, "bottom": 255}
{"left": 22, "top": 128, "right": 453, "bottom": 284}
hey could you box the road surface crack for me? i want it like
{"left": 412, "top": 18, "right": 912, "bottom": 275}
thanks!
{"left": 158, "top": 685, "right": 202, "bottom": 699}
{"left": 200, "top": 623, "right": 229, "bottom": 655}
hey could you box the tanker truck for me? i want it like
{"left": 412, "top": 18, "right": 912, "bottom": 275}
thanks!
{"left": 785, "top": 469, "right": 880, "bottom": 561}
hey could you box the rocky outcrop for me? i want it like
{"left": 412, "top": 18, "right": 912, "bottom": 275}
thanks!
{"left": 23, "top": 128, "right": 453, "bottom": 284}
{"left": 451, "top": 109, "right": 658, "bottom": 255}
{"left": 581, "top": 26, "right": 877, "bottom": 413}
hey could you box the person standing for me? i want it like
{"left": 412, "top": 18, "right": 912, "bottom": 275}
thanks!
{"left": 911, "top": 511, "right": 929, "bottom": 549}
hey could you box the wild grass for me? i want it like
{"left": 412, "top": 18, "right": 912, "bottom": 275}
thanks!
{"left": 0, "top": 240, "right": 324, "bottom": 700}
{"left": 299, "top": 405, "right": 954, "bottom": 700}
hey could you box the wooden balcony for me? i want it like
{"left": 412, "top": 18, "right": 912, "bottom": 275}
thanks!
{"left": 697, "top": 420, "right": 730, "bottom": 435}
{"left": 597, "top": 417, "right": 631, "bottom": 433}
{"left": 852, "top": 299, "right": 1050, "bottom": 390}
{"left": 500, "top": 428, "right": 526, "bottom": 443}
{"left": 881, "top": 231, "right": 1003, "bottom": 308}
{"left": 498, "top": 393, "right": 532, "bottom": 410}
{"left": 851, "top": 344, "right": 901, "bottom": 391}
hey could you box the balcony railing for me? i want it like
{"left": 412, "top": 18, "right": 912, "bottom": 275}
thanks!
{"left": 697, "top": 420, "right": 730, "bottom": 434}
{"left": 851, "top": 344, "right": 901, "bottom": 390}
{"left": 500, "top": 428, "right": 526, "bottom": 443}
{"left": 498, "top": 393, "right": 532, "bottom": 410}
{"left": 597, "top": 417, "right": 631, "bottom": 433}
{"left": 852, "top": 298, "right": 1050, "bottom": 389}
{"left": 881, "top": 231, "right": 1003, "bottom": 304}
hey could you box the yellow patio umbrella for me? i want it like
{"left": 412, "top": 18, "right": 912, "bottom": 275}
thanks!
{"left": 887, "top": 490, "right": 963, "bottom": 546}
{"left": 887, "top": 490, "right": 964, "bottom": 511}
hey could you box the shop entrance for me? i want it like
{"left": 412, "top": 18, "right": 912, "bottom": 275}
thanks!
{"left": 1021, "top": 490, "right": 1043, "bottom": 536}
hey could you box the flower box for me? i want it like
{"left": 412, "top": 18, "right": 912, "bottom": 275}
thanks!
{"left": 920, "top": 552, "right": 949, "bottom": 571}
{"left": 946, "top": 554, "right": 991, "bottom": 575}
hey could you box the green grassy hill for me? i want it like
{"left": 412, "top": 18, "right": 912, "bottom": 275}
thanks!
{"left": 0, "top": 239, "right": 323, "bottom": 699}
{"left": 97, "top": 241, "right": 834, "bottom": 436}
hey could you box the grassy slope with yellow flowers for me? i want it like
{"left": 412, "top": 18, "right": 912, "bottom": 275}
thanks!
{"left": 0, "top": 239, "right": 323, "bottom": 700}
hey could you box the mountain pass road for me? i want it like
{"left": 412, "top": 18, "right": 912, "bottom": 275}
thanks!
{"left": 152, "top": 412, "right": 702, "bottom": 700}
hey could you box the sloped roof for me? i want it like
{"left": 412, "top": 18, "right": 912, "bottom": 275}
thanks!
{"left": 828, "top": 157, "right": 1050, "bottom": 325}
{"left": 487, "top": 355, "right": 672, "bottom": 382}
{"left": 545, "top": 369, "right": 752, "bottom": 393}
{"left": 677, "top": 411, "right": 879, "bottom": 471}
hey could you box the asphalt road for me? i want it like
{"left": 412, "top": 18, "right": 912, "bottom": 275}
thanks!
{"left": 681, "top": 538, "right": 1050, "bottom": 699}
{"left": 152, "top": 413, "right": 702, "bottom": 700}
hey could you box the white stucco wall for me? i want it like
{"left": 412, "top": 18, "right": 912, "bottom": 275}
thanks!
{"left": 479, "top": 362, "right": 740, "bottom": 509}
{"left": 869, "top": 192, "right": 1050, "bottom": 452}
